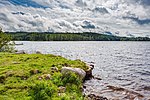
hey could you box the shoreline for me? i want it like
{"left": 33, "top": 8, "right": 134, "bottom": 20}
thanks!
{"left": 0, "top": 52, "right": 88, "bottom": 99}
{"left": 0, "top": 51, "right": 146, "bottom": 100}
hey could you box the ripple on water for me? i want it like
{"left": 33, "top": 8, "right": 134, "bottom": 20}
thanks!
{"left": 15, "top": 41, "right": 150, "bottom": 99}
{"left": 136, "top": 70, "right": 150, "bottom": 76}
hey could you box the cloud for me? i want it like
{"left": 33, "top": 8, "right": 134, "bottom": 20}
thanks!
{"left": 123, "top": 16, "right": 150, "bottom": 25}
{"left": 130, "top": 0, "right": 150, "bottom": 6}
{"left": 8, "top": 0, "right": 48, "bottom": 8}
{"left": 0, "top": 0, "right": 149, "bottom": 37}
{"left": 92, "top": 6, "right": 109, "bottom": 14}
{"left": 73, "top": 20, "right": 96, "bottom": 29}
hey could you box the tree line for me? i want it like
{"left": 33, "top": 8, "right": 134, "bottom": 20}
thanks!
{"left": 6, "top": 32, "right": 150, "bottom": 41}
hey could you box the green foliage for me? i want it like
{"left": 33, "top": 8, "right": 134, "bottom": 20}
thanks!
{"left": 51, "top": 72, "right": 63, "bottom": 86}
{"left": 0, "top": 53, "right": 87, "bottom": 100}
{"left": 0, "top": 29, "right": 14, "bottom": 52}
{"left": 29, "top": 82, "right": 57, "bottom": 100}
{"left": 7, "top": 32, "right": 150, "bottom": 41}
{"left": 62, "top": 72, "right": 81, "bottom": 86}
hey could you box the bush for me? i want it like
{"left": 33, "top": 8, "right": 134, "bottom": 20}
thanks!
{"left": 62, "top": 72, "right": 81, "bottom": 86}
{"left": 0, "top": 29, "right": 14, "bottom": 52}
{"left": 51, "top": 72, "right": 63, "bottom": 86}
{"left": 29, "top": 82, "right": 57, "bottom": 100}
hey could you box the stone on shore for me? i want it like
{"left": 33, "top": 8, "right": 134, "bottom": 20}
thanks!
{"left": 85, "top": 64, "right": 94, "bottom": 80}
{"left": 61, "top": 67, "right": 86, "bottom": 80}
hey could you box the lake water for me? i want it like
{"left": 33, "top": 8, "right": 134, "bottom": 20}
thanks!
{"left": 15, "top": 41, "right": 150, "bottom": 100}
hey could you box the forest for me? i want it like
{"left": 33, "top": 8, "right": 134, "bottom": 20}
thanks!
{"left": 6, "top": 32, "right": 150, "bottom": 41}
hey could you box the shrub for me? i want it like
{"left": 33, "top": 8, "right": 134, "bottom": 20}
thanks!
{"left": 62, "top": 72, "right": 81, "bottom": 86}
{"left": 51, "top": 72, "right": 63, "bottom": 86}
{"left": 0, "top": 28, "right": 14, "bottom": 52}
{"left": 29, "top": 82, "right": 57, "bottom": 100}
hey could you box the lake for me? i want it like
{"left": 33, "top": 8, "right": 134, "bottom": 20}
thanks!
{"left": 15, "top": 41, "right": 150, "bottom": 99}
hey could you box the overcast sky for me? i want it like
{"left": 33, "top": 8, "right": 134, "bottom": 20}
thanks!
{"left": 0, "top": 0, "right": 150, "bottom": 37}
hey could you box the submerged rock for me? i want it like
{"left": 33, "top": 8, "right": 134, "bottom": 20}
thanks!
{"left": 107, "top": 85, "right": 144, "bottom": 99}
{"left": 94, "top": 77, "right": 102, "bottom": 80}
{"left": 87, "top": 94, "right": 108, "bottom": 100}
{"left": 61, "top": 67, "right": 86, "bottom": 80}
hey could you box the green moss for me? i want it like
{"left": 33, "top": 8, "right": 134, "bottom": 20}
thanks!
{"left": 0, "top": 53, "right": 88, "bottom": 100}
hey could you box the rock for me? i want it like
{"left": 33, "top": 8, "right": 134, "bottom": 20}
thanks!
{"left": 87, "top": 94, "right": 108, "bottom": 100}
{"left": 58, "top": 93, "right": 66, "bottom": 97}
{"left": 38, "top": 76, "right": 42, "bottom": 80}
{"left": 85, "top": 68, "right": 93, "bottom": 80}
{"left": 88, "top": 61, "right": 95, "bottom": 64}
{"left": 83, "top": 85, "right": 86, "bottom": 89}
{"left": 45, "top": 74, "right": 51, "bottom": 80}
{"left": 6, "top": 71, "right": 14, "bottom": 77}
{"left": 62, "top": 63, "right": 70, "bottom": 67}
{"left": 61, "top": 67, "right": 86, "bottom": 80}
{"left": 38, "top": 74, "right": 51, "bottom": 80}
{"left": 43, "top": 74, "right": 51, "bottom": 80}
{"left": 15, "top": 43, "right": 23, "bottom": 45}
{"left": 51, "top": 67, "right": 59, "bottom": 72}
{"left": 94, "top": 77, "right": 102, "bottom": 80}
{"left": 15, "top": 50, "right": 25, "bottom": 54}
{"left": 36, "top": 51, "right": 42, "bottom": 54}
{"left": 0, "top": 75, "right": 6, "bottom": 83}
{"left": 89, "top": 64, "right": 94, "bottom": 70}
{"left": 58, "top": 86, "right": 66, "bottom": 93}
{"left": 51, "top": 64, "right": 55, "bottom": 67}
{"left": 84, "top": 64, "right": 94, "bottom": 80}
{"left": 143, "top": 86, "right": 150, "bottom": 91}
{"left": 30, "top": 69, "right": 40, "bottom": 75}
{"left": 107, "top": 85, "right": 144, "bottom": 99}
{"left": 12, "top": 62, "right": 20, "bottom": 64}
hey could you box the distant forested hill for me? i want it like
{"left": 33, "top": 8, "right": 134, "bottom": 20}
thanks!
{"left": 6, "top": 32, "right": 150, "bottom": 41}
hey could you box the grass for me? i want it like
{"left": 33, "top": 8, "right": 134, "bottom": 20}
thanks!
{"left": 0, "top": 53, "right": 89, "bottom": 100}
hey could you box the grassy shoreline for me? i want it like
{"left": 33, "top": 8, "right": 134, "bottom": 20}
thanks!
{"left": 0, "top": 53, "right": 89, "bottom": 100}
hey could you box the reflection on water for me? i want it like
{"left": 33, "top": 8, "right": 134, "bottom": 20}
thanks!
{"left": 15, "top": 41, "right": 150, "bottom": 99}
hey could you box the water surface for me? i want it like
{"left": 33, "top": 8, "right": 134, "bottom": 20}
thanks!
{"left": 15, "top": 41, "right": 150, "bottom": 99}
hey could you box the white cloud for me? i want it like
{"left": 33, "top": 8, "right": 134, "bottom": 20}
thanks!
{"left": 0, "top": 0, "right": 149, "bottom": 37}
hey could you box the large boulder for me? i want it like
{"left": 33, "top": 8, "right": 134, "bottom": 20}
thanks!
{"left": 61, "top": 67, "right": 86, "bottom": 80}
